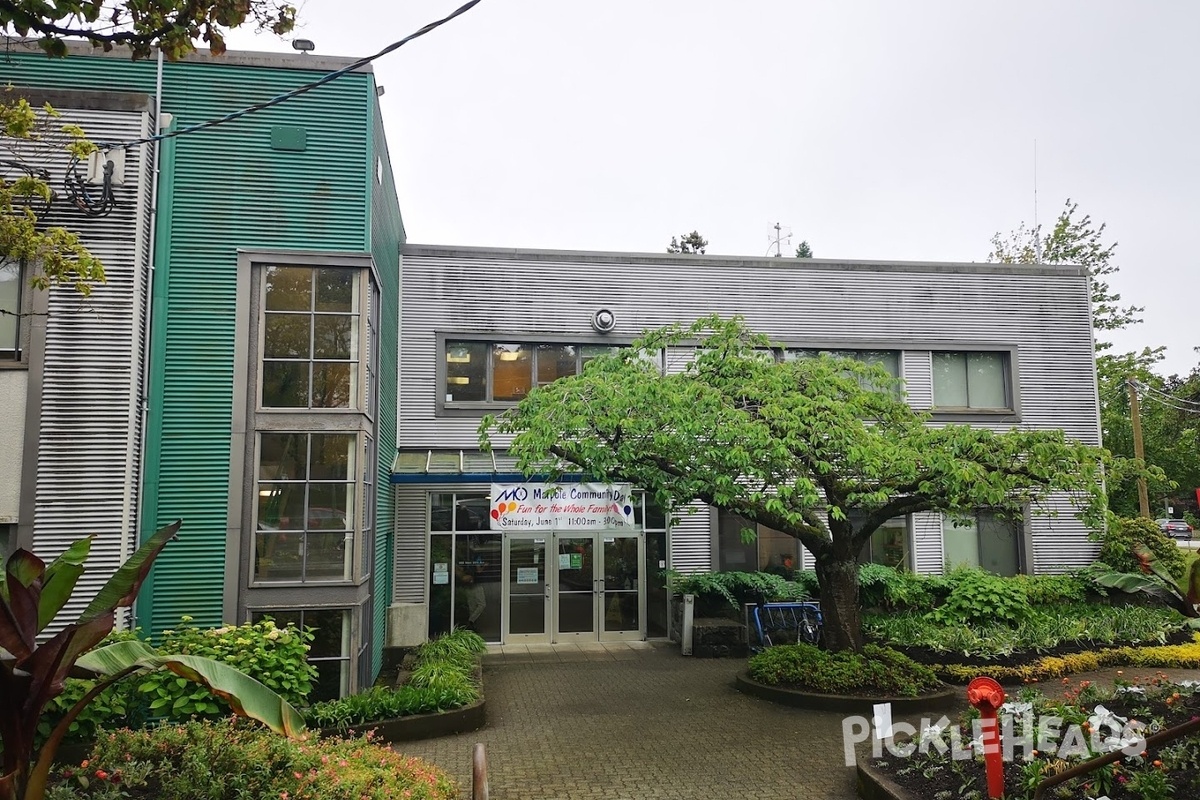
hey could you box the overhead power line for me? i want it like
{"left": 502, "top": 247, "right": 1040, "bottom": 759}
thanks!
{"left": 1133, "top": 380, "right": 1200, "bottom": 411}
{"left": 96, "top": 0, "right": 483, "bottom": 150}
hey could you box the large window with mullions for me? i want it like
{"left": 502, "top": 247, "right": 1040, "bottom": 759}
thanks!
{"left": 255, "top": 432, "right": 356, "bottom": 582}
{"left": 443, "top": 340, "right": 621, "bottom": 404}
{"left": 262, "top": 266, "right": 360, "bottom": 409}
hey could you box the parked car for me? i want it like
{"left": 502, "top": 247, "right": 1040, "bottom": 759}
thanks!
{"left": 1157, "top": 518, "right": 1194, "bottom": 540}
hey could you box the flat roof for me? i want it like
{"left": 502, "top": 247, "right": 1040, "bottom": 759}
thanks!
{"left": 401, "top": 243, "right": 1088, "bottom": 278}
{"left": 6, "top": 37, "right": 372, "bottom": 73}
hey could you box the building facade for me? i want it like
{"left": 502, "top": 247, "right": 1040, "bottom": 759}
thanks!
{"left": 4, "top": 44, "right": 402, "bottom": 697}
{"left": 388, "top": 244, "right": 1101, "bottom": 647}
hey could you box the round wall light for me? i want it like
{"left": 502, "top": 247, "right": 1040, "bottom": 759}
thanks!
{"left": 592, "top": 308, "right": 616, "bottom": 333}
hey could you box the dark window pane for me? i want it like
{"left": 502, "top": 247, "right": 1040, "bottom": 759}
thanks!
{"left": 262, "top": 361, "right": 309, "bottom": 407}
{"left": 454, "top": 494, "right": 490, "bottom": 531}
{"left": 430, "top": 493, "right": 454, "bottom": 531}
{"left": 309, "top": 434, "right": 354, "bottom": 481}
{"left": 717, "top": 511, "right": 757, "bottom": 571}
{"left": 306, "top": 532, "right": 349, "bottom": 579}
{"left": 257, "top": 483, "right": 306, "bottom": 530}
{"left": 265, "top": 267, "right": 312, "bottom": 311}
{"left": 314, "top": 314, "right": 354, "bottom": 359}
{"left": 306, "top": 609, "right": 348, "bottom": 658}
{"left": 252, "top": 610, "right": 301, "bottom": 629}
{"left": 446, "top": 341, "right": 488, "bottom": 402}
{"left": 309, "top": 659, "right": 348, "bottom": 702}
{"left": 309, "top": 483, "right": 354, "bottom": 530}
{"left": 536, "top": 344, "right": 577, "bottom": 385}
{"left": 455, "top": 533, "right": 501, "bottom": 642}
{"left": 429, "top": 534, "right": 453, "bottom": 638}
{"left": 581, "top": 345, "right": 619, "bottom": 368}
{"left": 263, "top": 313, "right": 311, "bottom": 358}
{"left": 315, "top": 269, "right": 355, "bottom": 312}
{"left": 311, "top": 362, "right": 352, "bottom": 408}
{"left": 491, "top": 343, "right": 532, "bottom": 401}
{"left": 645, "top": 532, "right": 668, "bottom": 638}
{"left": 255, "top": 532, "right": 304, "bottom": 580}
{"left": 259, "top": 433, "right": 308, "bottom": 481}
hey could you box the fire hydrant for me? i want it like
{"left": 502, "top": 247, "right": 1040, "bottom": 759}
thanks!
{"left": 967, "top": 676, "right": 1007, "bottom": 799}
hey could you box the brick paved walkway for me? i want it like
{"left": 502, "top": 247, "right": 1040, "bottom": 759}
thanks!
{"left": 395, "top": 642, "right": 866, "bottom": 800}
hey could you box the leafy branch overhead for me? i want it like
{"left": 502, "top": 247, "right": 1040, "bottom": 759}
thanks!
{"left": 2, "top": 90, "right": 106, "bottom": 296}
{"left": 481, "top": 316, "right": 1126, "bottom": 652}
{"left": 1, "top": 0, "right": 297, "bottom": 60}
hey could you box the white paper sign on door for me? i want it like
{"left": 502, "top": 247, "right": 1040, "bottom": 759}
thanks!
{"left": 558, "top": 553, "right": 572, "bottom": 569}
{"left": 516, "top": 567, "right": 539, "bottom": 585}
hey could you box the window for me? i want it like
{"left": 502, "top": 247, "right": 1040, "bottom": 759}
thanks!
{"left": 255, "top": 432, "right": 356, "bottom": 582}
{"left": 262, "top": 267, "right": 360, "bottom": 409}
{"left": 443, "top": 339, "right": 622, "bottom": 404}
{"left": 784, "top": 348, "right": 900, "bottom": 377}
{"left": 942, "top": 511, "right": 1022, "bottom": 576}
{"left": 428, "top": 492, "right": 502, "bottom": 642}
{"left": 716, "top": 512, "right": 802, "bottom": 577}
{"left": 251, "top": 608, "right": 350, "bottom": 701}
{"left": 932, "top": 351, "right": 1011, "bottom": 410}
{"left": 1, "top": 260, "right": 22, "bottom": 360}
{"left": 859, "top": 517, "right": 910, "bottom": 569}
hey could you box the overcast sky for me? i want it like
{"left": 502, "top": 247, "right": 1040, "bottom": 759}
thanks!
{"left": 227, "top": 1, "right": 1198, "bottom": 376}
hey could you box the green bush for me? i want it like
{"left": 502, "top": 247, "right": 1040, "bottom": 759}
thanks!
{"left": 1099, "top": 516, "right": 1186, "bottom": 580}
{"left": 1014, "top": 572, "right": 1089, "bottom": 606}
{"left": 55, "top": 717, "right": 457, "bottom": 800}
{"left": 747, "top": 643, "right": 943, "bottom": 697}
{"left": 666, "top": 570, "right": 809, "bottom": 609}
{"left": 139, "top": 616, "right": 315, "bottom": 715}
{"left": 857, "top": 564, "right": 934, "bottom": 611}
{"left": 306, "top": 627, "right": 484, "bottom": 731}
{"left": 38, "top": 618, "right": 314, "bottom": 746}
{"left": 867, "top": 603, "right": 1186, "bottom": 658}
{"left": 927, "top": 568, "right": 1031, "bottom": 627}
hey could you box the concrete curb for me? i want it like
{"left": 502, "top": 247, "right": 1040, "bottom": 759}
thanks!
{"left": 316, "top": 697, "right": 487, "bottom": 742}
{"left": 855, "top": 757, "right": 908, "bottom": 800}
{"left": 733, "top": 672, "right": 961, "bottom": 714}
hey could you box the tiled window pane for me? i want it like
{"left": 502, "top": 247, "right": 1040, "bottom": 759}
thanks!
{"left": 446, "top": 341, "right": 487, "bottom": 402}
{"left": 967, "top": 352, "right": 1007, "bottom": 408}
{"left": 311, "top": 362, "right": 352, "bottom": 408}
{"left": 314, "top": 315, "right": 354, "bottom": 359}
{"left": 315, "top": 269, "right": 355, "bottom": 312}
{"left": 257, "top": 484, "right": 306, "bottom": 529}
{"left": 943, "top": 518, "right": 981, "bottom": 568}
{"left": 264, "top": 314, "right": 310, "bottom": 358}
{"left": 255, "top": 532, "right": 304, "bottom": 579}
{"left": 492, "top": 343, "right": 532, "bottom": 401}
{"left": 265, "top": 267, "right": 312, "bottom": 311}
{"left": 262, "top": 362, "right": 309, "bottom": 407}
{"left": 536, "top": 344, "right": 577, "bottom": 385}
{"left": 259, "top": 433, "right": 308, "bottom": 481}
{"left": 932, "top": 352, "right": 970, "bottom": 407}
{"left": 310, "top": 434, "right": 354, "bottom": 481}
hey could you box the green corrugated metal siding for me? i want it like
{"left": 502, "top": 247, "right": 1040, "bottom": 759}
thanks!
{"left": 369, "top": 95, "right": 404, "bottom": 679}
{"left": 7, "top": 51, "right": 375, "bottom": 636}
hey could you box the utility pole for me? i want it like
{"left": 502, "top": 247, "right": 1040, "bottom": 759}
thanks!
{"left": 1127, "top": 379, "right": 1151, "bottom": 518}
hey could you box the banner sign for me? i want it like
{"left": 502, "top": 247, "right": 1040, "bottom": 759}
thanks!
{"left": 489, "top": 483, "right": 635, "bottom": 530}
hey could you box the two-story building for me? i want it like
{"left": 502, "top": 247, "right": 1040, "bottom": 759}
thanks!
{"left": 387, "top": 244, "right": 1101, "bottom": 648}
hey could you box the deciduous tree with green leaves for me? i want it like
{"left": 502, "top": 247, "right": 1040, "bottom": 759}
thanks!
{"left": 1, "top": 0, "right": 295, "bottom": 60}
{"left": 481, "top": 316, "right": 1114, "bottom": 653}
{"left": 666, "top": 230, "right": 708, "bottom": 255}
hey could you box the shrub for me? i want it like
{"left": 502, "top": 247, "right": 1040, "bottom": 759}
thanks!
{"left": 38, "top": 618, "right": 314, "bottom": 746}
{"left": 62, "top": 717, "right": 458, "bottom": 800}
{"left": 1014, "top": 572, "right": 1090, "bottom": 606}
{"left": 928, "top": 568, "right": 1031, "bottom": 627}
{"left": 857, "top": 564, "right": 934, "bottom": 611}
{"left": 747, "top": 643, "right": 943, "bottom": 697}
{"left": 306, "top": 627, "right": 484, "bottom": 731}
{"left": 666, "top": 570, "right": 809, "bottom": 609}
{"left": 1099, "top": 515, "right": 1186, "bottom": 580}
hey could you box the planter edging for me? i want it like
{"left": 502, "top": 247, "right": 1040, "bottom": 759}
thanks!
{"left": 855, "top": 756, "right": 907, "bottom": 800}
{"left": 734, "top": 672, "right": 960, "bottom": 714}
{"left": 315, "top": 696, "right": 486, "bottom": 743}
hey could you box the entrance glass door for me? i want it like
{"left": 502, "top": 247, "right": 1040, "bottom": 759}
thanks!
{"left": 599, "top": 534, "right": 642, "bottom": 641}
{"left": 505, "top": 534, "right": 550, "bottom": 643}
{"left": 554, "top": 536, "right": 595, "bottom": 638}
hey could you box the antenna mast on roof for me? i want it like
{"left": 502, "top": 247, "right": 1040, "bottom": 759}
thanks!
{"left": 767, "top": 222, "right": 792, "bottom": 257}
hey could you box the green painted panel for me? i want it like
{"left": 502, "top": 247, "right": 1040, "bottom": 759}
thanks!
{"left": 369, "top": 91, "right": 403, "bottom": 680}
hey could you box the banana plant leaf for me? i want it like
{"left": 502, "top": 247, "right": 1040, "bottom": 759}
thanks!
{"left": 79, "top": 520, "right": 180, "bottom": 622}
{"left": 37, "top": 538, "right": 92, "bottom": 630}
{"left": 77, "top": 640, "right": 306, "bottom": 738}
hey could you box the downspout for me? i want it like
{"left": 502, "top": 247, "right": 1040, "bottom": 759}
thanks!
{"left": 132, "top": 50, "right": 173, "bottom": 631}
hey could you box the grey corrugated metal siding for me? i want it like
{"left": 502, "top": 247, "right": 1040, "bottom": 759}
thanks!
{"left": 30, "top": 106, "right": 153, "bottom": 628}
{"left": 396, "top": 247, "right": 1100, "bottom": 578}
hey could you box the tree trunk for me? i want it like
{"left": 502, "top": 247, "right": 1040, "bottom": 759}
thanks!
{"left": 814, "top": 552, "right": 864, "bottom": 652}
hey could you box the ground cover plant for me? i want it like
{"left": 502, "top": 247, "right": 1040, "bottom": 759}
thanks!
{"left": 747, "top": 642, "right": 944, "bottom": 697}
{"left": 305, "top": 628, "right": 485, "bottom": 731}
{"left": 43, "top": 718, "right": 457, "bottom": 800}
{"left": 868, "top": 674, "right": 1200, "bottom": 800}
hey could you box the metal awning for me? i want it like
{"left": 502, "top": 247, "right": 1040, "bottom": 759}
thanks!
{"left": 390, "top": 449, "right": 527, "bottom": 484}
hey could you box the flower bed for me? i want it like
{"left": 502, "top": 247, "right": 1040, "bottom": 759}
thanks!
{"left": 748, "top": 643, "right": 945, "bottom": 697}
{"left": 862, "top": 674, "right": 1200, "bottom": 800}
{"left": 46, "top": 718, "right": 458, "bottom": 800}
